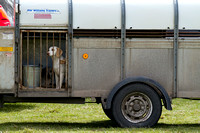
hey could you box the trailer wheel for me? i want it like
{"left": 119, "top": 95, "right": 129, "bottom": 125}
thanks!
{"left": 102, "top": 104, "right": 114, "bottom": 120}
{"left": 112, "top": 84, "right": 162, "bottom": 128}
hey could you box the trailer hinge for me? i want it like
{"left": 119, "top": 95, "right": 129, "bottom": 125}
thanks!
{"left": 15, "top": 4, "right": 20, "bottom": 14}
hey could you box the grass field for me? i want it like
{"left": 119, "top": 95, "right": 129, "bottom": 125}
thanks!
{"left": 0, "top": 98, "right": 199, "bottom": 133}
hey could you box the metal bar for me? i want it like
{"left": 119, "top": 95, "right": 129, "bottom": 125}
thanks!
{"left": 46, "top": 33, "right": 48, "bottom": 88}
{"left": 27, "top": 32, "right": 29, "bottom": 88}
{"left": 19, "top": 31, "right": 23, "bottom": 88}
{"left": 65, "top": 33, "right": 68, "bottom": 90}
{"left": 52, "top": 33, "right": 55, "bottom": 88}
{"left": 33, "top": 32, "right": 36, "bottom": 88}
{"left": 59, "top": 33, "right": 61, "bottom": 89}
{"left": 68, "top": 0, "right": 73, "bottom": 95}
{"left": 72, "top": 30, "right": 177, "bottom": 38}
{"left": 79, "top": 31, "right": 119, "bottom": 33}
{"left": 40, "top": 33, "right": 42, "bottom": 89}
{"left": 73, "top": 34, "right": 173, "bottom": 37}
{"left": 20, "top": 30, "right": 67, "bottom": 33}
{"left": 74, "top": 30, "right": 172, "bottom": 33}
{"left": 173, "top": 0, "right": 179, "bottom": 98}
{"left": 73, "top": 34, "right": 120, "bottom": 37}
{"left": 121, "top": 0, "right": 126, "bottom": 80}
{"left": 179, "top": 31, "right": 200, "bottom": 34}
{"left": 179, "top": 35, "right": 200, "bottom": 37}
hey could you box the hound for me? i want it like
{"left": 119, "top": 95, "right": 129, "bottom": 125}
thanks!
{"left": 47, "top": 46, "right": 65, "bottom": 89}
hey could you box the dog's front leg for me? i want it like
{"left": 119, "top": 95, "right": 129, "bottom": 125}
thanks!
{"left": 55, "top": 74, "right": 60, "bottom": 89}
{"left": 59, "top": 73, "right": 64, "bottom": 89}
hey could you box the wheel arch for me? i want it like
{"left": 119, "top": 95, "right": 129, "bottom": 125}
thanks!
{"left": 105, "top": 76, "right": 172, "bottom": 110}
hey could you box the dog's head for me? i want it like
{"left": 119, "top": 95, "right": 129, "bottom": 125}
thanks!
{"left": 47, "top": 46, "right": 63, "bottom": 58}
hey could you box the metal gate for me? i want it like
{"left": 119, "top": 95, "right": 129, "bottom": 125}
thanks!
{"left": 19, "top": 30, "right": 68, "bottom": 91}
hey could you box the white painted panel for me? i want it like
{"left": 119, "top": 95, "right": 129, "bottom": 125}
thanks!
{"left": 73, "top": 0, "right": 121, "bottom": 29}
{"left": 179, "top": 0, "right": 200, "bottom": 29}
{"left": 0, "top": 28, "right": 15, "bottom": 92}
{"left": 126, "top": 0, "right": 174, "bottom": 29}
{"left": 20, "top": 0, "right": 68, "bottom": 28}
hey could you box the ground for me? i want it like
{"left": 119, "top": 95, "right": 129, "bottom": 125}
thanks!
{"left": 0, "top": 98, "right": 199, "bottom": 133}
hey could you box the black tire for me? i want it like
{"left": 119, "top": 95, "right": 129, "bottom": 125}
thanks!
{"left": 102, "top": 104, "right": 115, "bottom": 121}
{"left": 112, "top": 84, "right": 162, "bottom": 128}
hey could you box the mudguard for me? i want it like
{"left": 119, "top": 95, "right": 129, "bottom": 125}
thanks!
{"left": 105, "top": 76, "right": 172, "bottom": 110}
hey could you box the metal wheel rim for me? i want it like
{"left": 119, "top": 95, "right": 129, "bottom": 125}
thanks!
{"left": 121, "top": 92, "right": 153, "bottom": 123}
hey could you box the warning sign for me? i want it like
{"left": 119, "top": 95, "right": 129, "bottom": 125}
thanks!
{"left": 0, "top": 47, "right": 13, "bottom": 52}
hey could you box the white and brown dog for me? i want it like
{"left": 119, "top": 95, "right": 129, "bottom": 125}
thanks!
{"left": 47, "top": 46, "right": 65, "bottom": 89}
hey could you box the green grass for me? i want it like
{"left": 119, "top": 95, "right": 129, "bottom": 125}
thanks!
{"left": 0, "top": 98, "right": 199, "bottom": 133}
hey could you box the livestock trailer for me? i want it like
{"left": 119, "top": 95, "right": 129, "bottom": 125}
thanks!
{"left": 0, "top": 0, "right": 199, "bottom": 128}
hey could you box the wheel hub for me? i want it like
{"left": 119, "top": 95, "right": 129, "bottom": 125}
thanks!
{"left": 133, "top": 103, "right": 140, "bottom": 111}
{"left": 121, "top": 92, "right": 153, "bottom": 123}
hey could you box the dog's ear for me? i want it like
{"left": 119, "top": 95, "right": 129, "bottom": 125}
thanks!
{"left": 56, "top": 48, "right": 63, "bottom": 58}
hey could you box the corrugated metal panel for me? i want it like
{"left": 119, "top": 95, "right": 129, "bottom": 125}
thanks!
{"left": 125, "top": 39, "right": 174, "bottom": 97}
{"left": 178, "top": 39, "right": 200, "bottom": 98}
{"left": 72, "top": 38, "right": 121, "bottom": 97}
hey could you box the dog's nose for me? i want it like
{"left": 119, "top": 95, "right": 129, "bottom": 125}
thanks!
{"left": 47, "top": 52, "right": 50, "bottom": 56}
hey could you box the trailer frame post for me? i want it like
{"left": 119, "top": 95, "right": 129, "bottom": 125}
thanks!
{"left": 173, "top": 0, "right": 179, "bottom": 98}
{"left": 121, "top": 0, "right": 126, "bottom": 80}
{"left": 15, "top": 0, "right": 20, "bottom": 96}
{"left": 68, "top": 0, "right": 73, "bottom": 96}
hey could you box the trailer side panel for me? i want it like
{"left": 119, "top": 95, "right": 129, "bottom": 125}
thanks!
{"left": 0, "top": 28, "right": 15, "bottom": 93}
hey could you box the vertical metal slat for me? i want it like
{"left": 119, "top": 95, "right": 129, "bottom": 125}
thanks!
{"left": 65, "top": 33, "right": 68, "bottom": 90}
{"left": 173, "top": 0, "right": 179, "bottom": 98}
{"left": 40, "top": 33, "right": 42, "bottom": 89}
{"left": 16, "top": 0, "right": 20, "bottom": 96}
{"left": 33, "top": 32, "right": 36, "bottom": 88}
{"left": 19, "top": 31, "right": 23, "bottom": 88}
{"left": 46, "top": 33, "right": 48, "bottom": 88}
{"left": 121, "top": 0, "right": 126, "bottom": 80}
{"left": 52, "top": 33, "right": 55, "bottom": 88}
{"left": 59, "top": 33, "right": 61, "bottom": 89}
{"left": 27, "top": 32, "right": 29, "bottom": 88}
{"left": 68, "top": 0, "right": 73, "bottom": 95}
